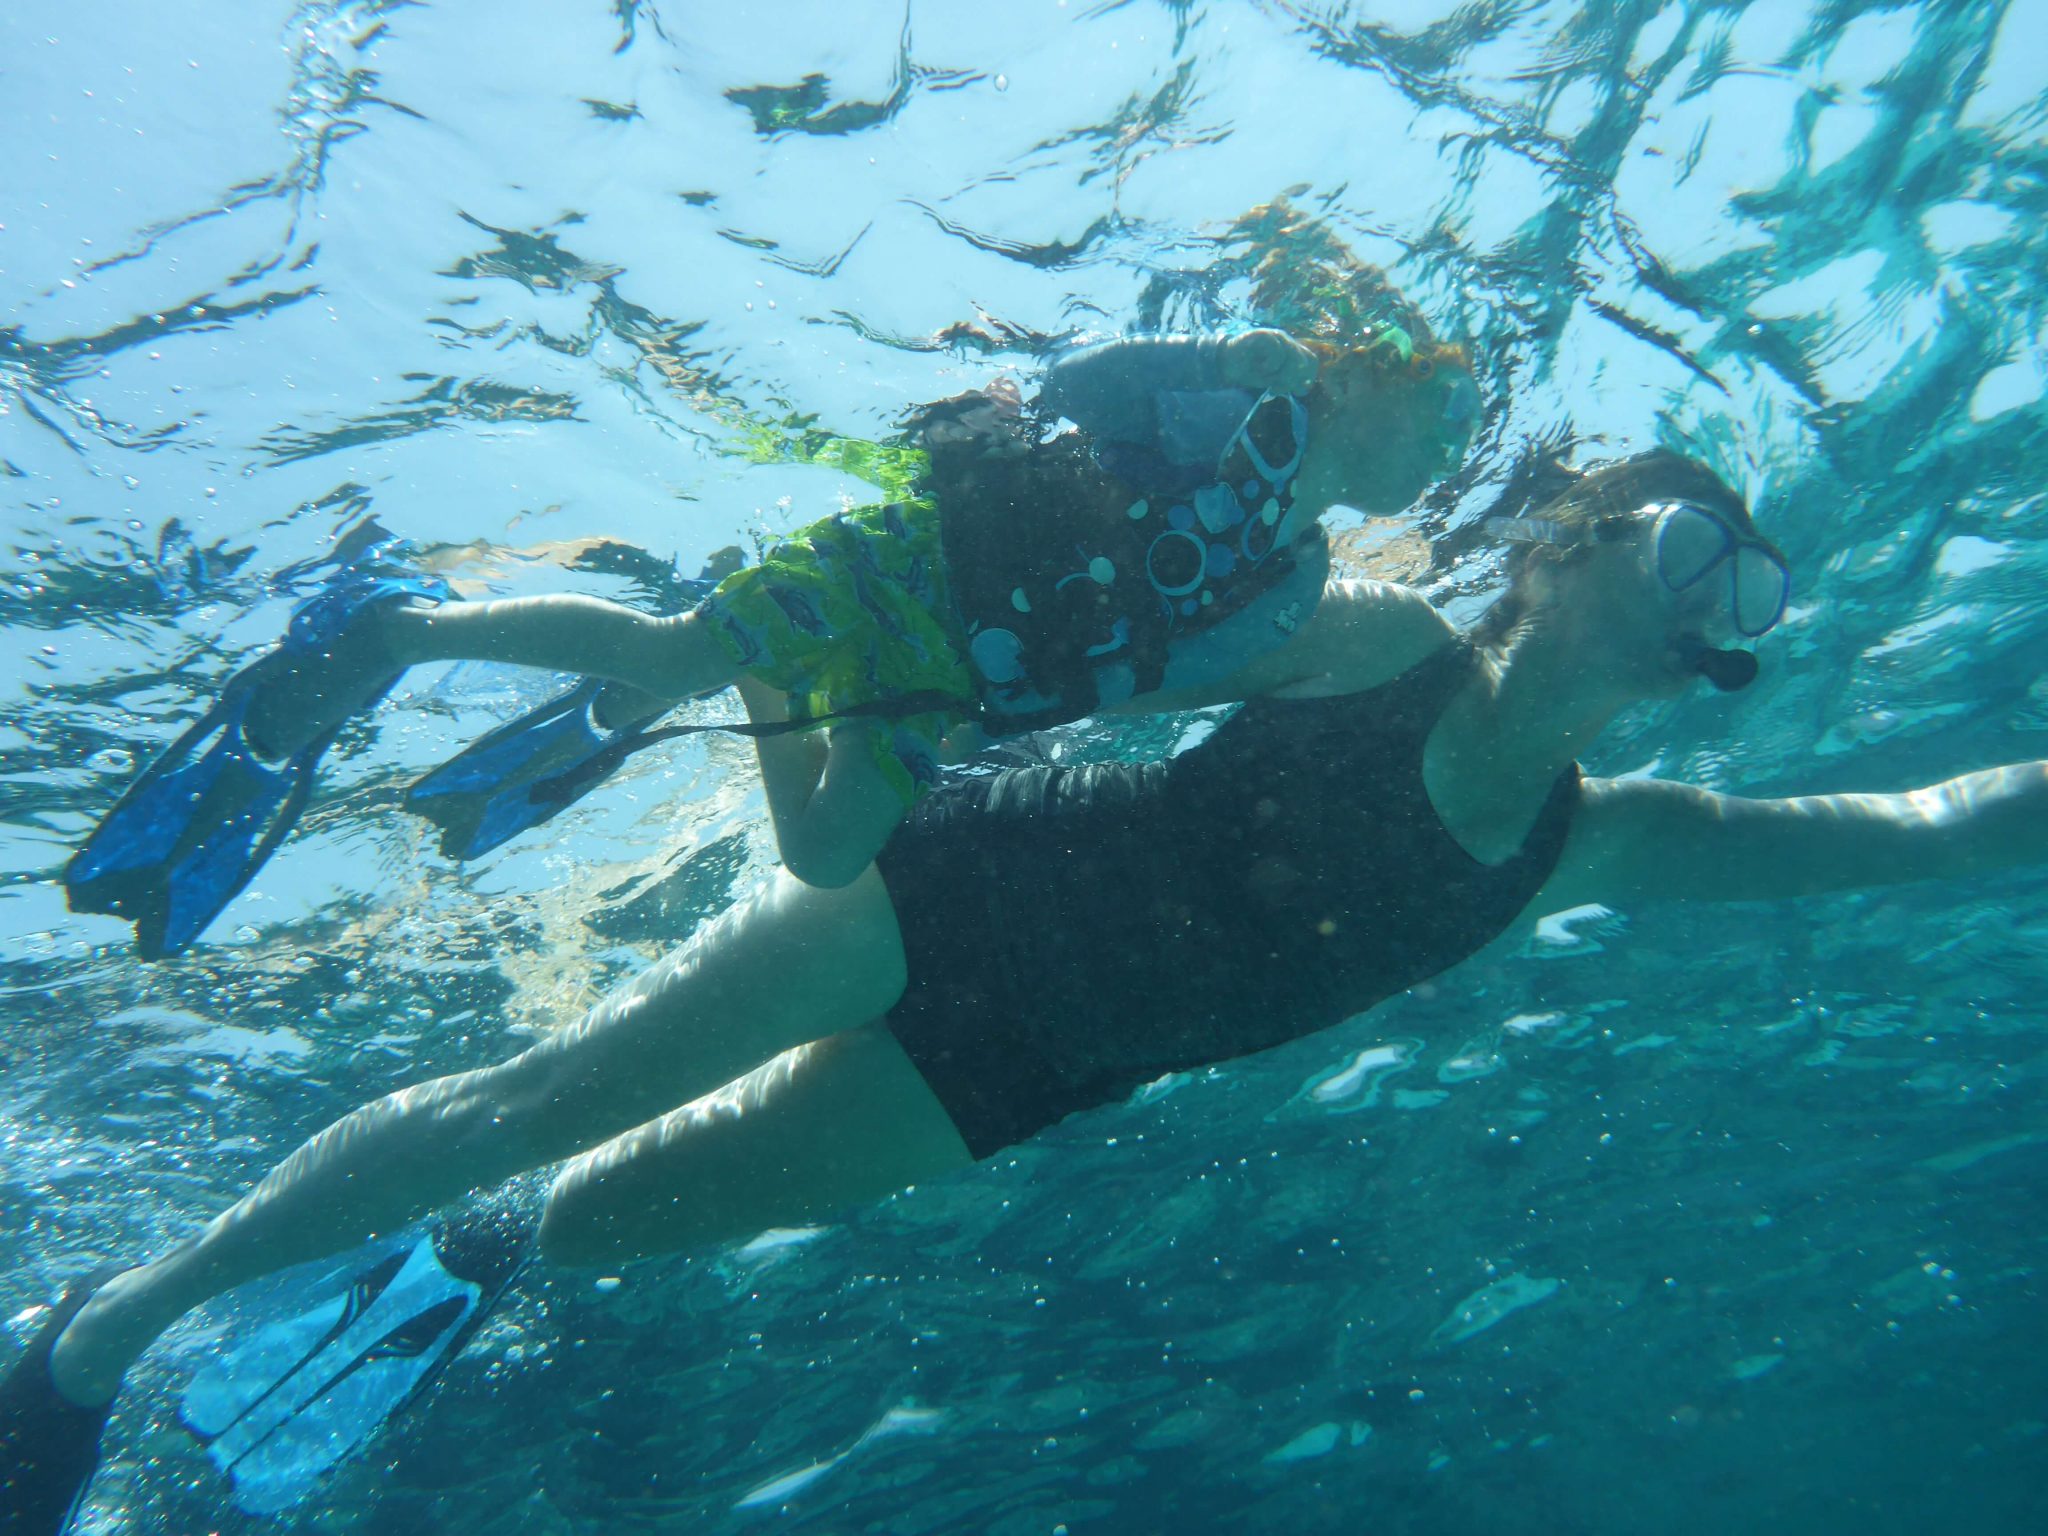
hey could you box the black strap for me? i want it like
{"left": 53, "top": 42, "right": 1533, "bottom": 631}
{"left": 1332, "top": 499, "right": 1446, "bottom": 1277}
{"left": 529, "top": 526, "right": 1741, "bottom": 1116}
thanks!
{"left": 530, "top": 690, "right": 971, "bottom": 808}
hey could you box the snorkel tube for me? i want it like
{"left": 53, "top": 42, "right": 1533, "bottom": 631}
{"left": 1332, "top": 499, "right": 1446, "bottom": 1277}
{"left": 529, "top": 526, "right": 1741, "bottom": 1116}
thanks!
{"left": 1677, "top": 636, "right": 1759, "bottom": 692}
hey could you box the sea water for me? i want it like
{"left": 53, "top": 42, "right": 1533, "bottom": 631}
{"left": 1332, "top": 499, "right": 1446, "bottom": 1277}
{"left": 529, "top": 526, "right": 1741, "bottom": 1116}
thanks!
{"left": 2, "top": 1, "right": 2045, "bottom": 1532}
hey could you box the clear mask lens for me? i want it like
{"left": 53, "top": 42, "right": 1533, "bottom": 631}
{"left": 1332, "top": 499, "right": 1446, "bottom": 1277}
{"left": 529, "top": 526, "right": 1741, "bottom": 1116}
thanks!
{"left": 1440, "top": 369, "right": 1478, "bottom": 433}
{"left": 1732, "top": 543, "right": 1791, "bottom": 637}
{"left": 1432, "top": 370, "right": 1479, "bottom": 468}
{"left": 1654, "top": 504, "right": 1732, "bottom": 588}
{"left": 1655, "top": 503, "right": 1789, "bottom": 639}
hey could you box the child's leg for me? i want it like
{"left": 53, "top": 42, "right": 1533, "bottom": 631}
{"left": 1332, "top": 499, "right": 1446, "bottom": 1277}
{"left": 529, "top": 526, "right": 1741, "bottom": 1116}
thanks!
{"left": 734, "top": 674, "right": 831, "bottom": 845}
{"left": 242, "top": 595, "right": 735, "bottom": 761}
{"left": 739, "top": 688, "right": 910, "bottom": 888}
{"left": 780, "top": 726, "right": 913, "bottom": 888}
{"left": 381, "top": 596, "right": 732, "bottom": 701}
{"left": 697, "top": 504, "right": 968, "bottom": 884}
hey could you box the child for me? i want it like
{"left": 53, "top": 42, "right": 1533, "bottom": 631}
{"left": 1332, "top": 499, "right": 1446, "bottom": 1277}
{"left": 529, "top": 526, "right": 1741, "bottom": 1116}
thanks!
{"left": 70, "top": 294, "right": 1478, "bottom": 952}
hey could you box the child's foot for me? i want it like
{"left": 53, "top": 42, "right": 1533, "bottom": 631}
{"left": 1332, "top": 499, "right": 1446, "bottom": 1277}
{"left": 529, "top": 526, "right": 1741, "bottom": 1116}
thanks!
{"left": 239, "top": 597, "right": 424, "bottom": 761}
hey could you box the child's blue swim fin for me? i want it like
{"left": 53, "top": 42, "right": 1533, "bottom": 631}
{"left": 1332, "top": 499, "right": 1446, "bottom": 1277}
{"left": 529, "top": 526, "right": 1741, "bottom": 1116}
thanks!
{"left": 65, "top": 564, "right": 449, "bottom": 958}
{"left": 401, "top": 556, "right": 736, "bottom": 860}
{"left": 403, "top": 677, "right": 664, "bottom": 860}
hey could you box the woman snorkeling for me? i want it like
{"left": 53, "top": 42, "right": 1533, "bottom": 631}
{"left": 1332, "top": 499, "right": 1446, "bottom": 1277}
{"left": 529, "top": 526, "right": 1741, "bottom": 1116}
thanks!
{"left": 13, "top": 448, "right": 2048, "bottom": 1533}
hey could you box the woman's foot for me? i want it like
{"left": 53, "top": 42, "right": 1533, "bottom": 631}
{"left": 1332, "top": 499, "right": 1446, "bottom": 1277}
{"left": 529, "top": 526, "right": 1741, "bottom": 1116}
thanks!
{"left": 0, "top": 1269, "right": 130, "bottom": 1535}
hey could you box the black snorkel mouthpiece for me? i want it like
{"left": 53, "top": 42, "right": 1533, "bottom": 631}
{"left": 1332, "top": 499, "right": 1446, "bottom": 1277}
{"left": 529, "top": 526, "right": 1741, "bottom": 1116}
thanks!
{"left": 1678, "top": 638, "right": 1759, "bottom": 692}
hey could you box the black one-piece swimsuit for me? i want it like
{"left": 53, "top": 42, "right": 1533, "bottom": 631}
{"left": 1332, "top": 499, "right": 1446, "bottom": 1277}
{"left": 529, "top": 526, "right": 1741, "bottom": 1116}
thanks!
{"left": 874, "top": 643, "right": 1582, "bottom": 1158}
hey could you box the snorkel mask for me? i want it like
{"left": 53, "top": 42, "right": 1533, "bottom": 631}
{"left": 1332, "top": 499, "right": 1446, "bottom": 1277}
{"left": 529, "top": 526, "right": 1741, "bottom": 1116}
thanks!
{"left": 1488, "top": 501, "right": 1790, "bottom": 691}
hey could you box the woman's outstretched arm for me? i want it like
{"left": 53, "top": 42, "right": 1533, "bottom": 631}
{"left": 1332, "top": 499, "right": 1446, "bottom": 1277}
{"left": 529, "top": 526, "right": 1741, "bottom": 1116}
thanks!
{"left": 1544, "top": 762, "right": 2048, "bottom": 909}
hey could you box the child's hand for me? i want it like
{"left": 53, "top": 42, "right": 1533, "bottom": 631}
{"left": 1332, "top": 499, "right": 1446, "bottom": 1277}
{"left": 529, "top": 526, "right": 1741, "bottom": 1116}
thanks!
{"left": 1222, "top": 329, "right": 1319, "bottom": 395}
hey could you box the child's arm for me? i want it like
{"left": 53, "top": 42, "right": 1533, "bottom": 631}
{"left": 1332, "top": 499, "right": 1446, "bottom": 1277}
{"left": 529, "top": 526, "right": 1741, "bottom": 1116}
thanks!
{"left": 1097, "top": 578, "right": 1457, "bottom": 716}
{"left": 734, "top": 677, "right": 906, "bottom": 889}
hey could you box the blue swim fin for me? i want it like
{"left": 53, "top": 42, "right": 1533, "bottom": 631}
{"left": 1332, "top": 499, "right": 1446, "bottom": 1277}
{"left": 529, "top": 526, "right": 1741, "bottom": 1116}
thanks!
{"left": 65, "top": 563, "right": 449, "bottom": 958}
{"left": 179, "top": 1204, "right": 533, "bottom": 1517}
{"left": 401, "top": 559, "right": 732, "bottom": 860}
{"left": 403, "top": 678, "right": 661, "bottom": 860}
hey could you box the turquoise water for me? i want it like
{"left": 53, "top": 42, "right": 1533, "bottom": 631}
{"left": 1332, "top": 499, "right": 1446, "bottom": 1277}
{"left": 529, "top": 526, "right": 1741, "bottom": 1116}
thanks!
{"left": 4, "top": 0, "right": 2046, "bottom": 1531}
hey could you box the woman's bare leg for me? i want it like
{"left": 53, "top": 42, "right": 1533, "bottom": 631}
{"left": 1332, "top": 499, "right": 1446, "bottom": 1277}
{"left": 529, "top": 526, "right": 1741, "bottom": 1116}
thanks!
{"left": 48, "top": 866, "right": 906, "bottom": 1405}
{"left": 539, "top": 1022, "right": 972, "bottom": 1267}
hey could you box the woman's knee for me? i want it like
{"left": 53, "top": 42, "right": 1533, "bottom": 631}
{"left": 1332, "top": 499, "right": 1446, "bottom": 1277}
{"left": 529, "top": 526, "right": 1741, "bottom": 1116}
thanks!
{"left": 534, "top": 1166, "right": 615, "bottom": 1268}
{"left": 428, "top": 870, "right": 911, "bottom": 1195}
{"left": 535, "top": 1162, "right": 628, "bottom": 1268}
{"left": 531, "top": 1028, "right": 967, "bottom": 1270}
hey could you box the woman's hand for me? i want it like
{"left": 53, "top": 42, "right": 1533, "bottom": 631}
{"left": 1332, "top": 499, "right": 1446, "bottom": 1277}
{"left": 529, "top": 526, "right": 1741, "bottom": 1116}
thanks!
{"left": 1222, "top": 328, "right": 1319, "bottom": 395}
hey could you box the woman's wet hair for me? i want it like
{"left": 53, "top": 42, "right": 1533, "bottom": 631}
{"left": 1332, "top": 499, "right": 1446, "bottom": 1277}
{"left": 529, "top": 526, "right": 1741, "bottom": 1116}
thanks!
{"left": 1476, "top": 449, "right": 1760, "bottom": 640}
{"left": 1517, "top": 449, "right": 1755, "bottom": 538}
{"left": 901, "top": 378, "right": 1030, "bottom": 460}
{"left": 905, "top": 377, "right": 1134, "bottom": 560}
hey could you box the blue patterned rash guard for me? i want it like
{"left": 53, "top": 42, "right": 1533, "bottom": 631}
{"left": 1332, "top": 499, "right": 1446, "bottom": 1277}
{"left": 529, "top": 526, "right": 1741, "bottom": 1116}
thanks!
{"left": 940, "top": 335, "right": 1329, "bottom": 734}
